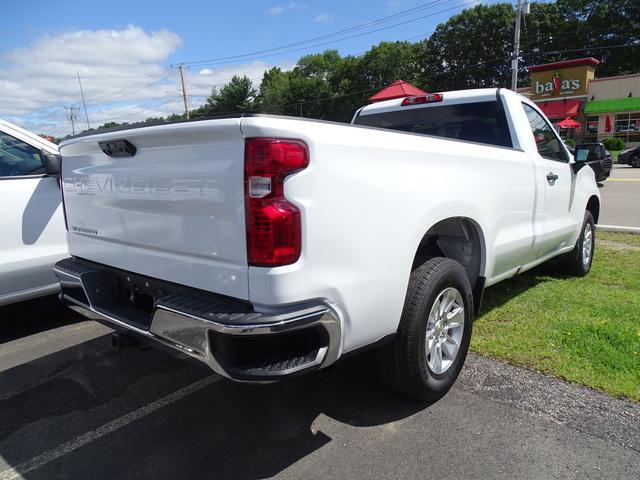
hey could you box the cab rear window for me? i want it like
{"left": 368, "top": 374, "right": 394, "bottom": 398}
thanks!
{"left": 354, "top": 100, "right": 513, "bottom": 148}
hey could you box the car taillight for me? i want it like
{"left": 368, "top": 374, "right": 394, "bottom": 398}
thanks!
{"left": 244, "top": 138, "right": 309, "bottom": 267}
{"left": 401, "top": 93, "right": 443, "bottom": 106}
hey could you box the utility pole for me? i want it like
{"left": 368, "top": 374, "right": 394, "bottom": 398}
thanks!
{"left": 178, "top": 64, "right": 189, "bottom": 119}
{"left": 76, "top": 70, "right": 91, "bottom": 130}
{"left": 64, "top": 106, "right": 78, "bottom": 135}
{"left": 510, "top": 0, "right": 529, "bottom": 91}
{"left": 298, "top": 100, "right": 304, "bottom": 117}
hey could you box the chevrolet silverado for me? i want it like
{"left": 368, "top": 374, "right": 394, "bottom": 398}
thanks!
{"left": 52, "top": 88, "right": 600, "bottom": 401}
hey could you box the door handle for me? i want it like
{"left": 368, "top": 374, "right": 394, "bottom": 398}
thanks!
{"left": 546, "top": 172, "right": 559, "bottom": 183}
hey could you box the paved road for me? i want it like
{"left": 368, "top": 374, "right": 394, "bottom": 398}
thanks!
{"left": 599, "top": 164, "right": 640, "bottom": 228}
{"left": 1, "top": 297, "right": 638, "bottom": 479}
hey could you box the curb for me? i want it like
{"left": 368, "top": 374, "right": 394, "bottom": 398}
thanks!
{"left": 596, "top": 224, "right": 640, "bottom": 234}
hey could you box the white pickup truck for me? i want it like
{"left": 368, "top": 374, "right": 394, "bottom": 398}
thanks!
{"left": 53, "top": 88, "right": 600, "bottom": 401}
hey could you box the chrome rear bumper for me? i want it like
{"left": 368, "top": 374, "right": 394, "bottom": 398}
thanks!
{"left": 54, "top": 258, "right": 341, "bottom": 381}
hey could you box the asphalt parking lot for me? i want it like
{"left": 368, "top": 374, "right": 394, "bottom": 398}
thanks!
{"left": 599, "top": 164, "right": 640, "bottom": 228}
{"left": 1, "top": 296, "right": 639, "bottom": 480}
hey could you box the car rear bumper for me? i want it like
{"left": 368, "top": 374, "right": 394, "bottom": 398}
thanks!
{"left": 53, "top": 257, "right": 341, "bottom": 382}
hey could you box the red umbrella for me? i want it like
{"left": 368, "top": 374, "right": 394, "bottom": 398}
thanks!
{"left": 605, "top": 114, "right": 613, "bottom": 133}
{"left": 558, "top": 117, "right": 581, "bottom": 128}
{"left": 368, "top": 80, "right": 427, "bottom": 103}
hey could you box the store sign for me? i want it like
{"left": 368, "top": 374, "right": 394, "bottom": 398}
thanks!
{"left": 530, "top": 64, "right": 594, "bottom": 100}
{"left": 534, "top": 71, "right": 580, "bottom": 96}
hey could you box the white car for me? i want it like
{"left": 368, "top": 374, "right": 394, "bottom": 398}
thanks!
{"left": 0, "top": 119, "right": 67, "bottom": 306}
{"left": 54, "top": 88, "right": 600, "bottom": 400}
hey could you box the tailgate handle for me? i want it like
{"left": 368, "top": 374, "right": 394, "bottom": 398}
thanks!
{"left": 99, "top": 139, "right": 137, "bottom": 157}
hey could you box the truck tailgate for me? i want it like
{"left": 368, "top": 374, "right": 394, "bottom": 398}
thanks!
{"left": 59, "top": 119, "right": 249, "bottom": 299}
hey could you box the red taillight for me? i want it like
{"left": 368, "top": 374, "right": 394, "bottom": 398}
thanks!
{"left": 245, "top": 138, "right": 309, "bottom": 267}
{"left": 401, "top": 93, "right": 443, "bottom": 106}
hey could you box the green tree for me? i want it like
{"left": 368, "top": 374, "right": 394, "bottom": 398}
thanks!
{"left": 295, "top": 50, "right": 343, "bottom": 80}
{"left": 420, "top": 3, "right": 516, "bottom": 90}
{"left": 553, "top": 0, "right": 640, "bottom": 78}
{"left": 360, "top": 41, "right": 424, "bottom": 89}
{"left": 206, "top": 75, "right": 257, "bottom": 114}
{"left": 258, "top": 63, "right": 334, "bottom": 119}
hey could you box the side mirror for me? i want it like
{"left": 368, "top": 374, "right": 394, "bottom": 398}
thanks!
{"left": 43, "top": 153, "right": 62, "bottom": 176}
{"left": 574, "top": 145, "right": 605, "bottom": 163}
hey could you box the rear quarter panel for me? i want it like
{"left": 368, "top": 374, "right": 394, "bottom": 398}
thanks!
{"left": 241, "top": 117, "right": 536, "bottom": 353}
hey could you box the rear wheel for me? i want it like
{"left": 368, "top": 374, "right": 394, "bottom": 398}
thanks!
{"left": 632, "top": 157, "right": 640, "bottom": 168}
{"left": 560, "top": 211, "right": 595, "bottom": 277}
{"left": 377, "top": 257, "right": 473, "bottom": 402}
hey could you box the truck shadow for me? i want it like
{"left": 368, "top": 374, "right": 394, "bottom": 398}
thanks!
{"left": 479, "top": 262, "right": 564, "bottom": 316}
{"left": 0, "top": 326, "right": 427, "bottom": 480}
{"left": 0, "top": 295, "right": 84, "bottom": 343}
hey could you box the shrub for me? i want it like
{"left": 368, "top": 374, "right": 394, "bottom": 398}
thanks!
{"left": 565, "top": 138, "right": 576, "bottom": 146}
{"left": 602, "top": 137, "right": 625, "bottom": 151}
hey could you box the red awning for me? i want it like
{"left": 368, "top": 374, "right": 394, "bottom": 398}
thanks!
{"left": 368, "top": 80, "right": 427, "bottom": 103}
{"left": 537, "top": 100, "right": 581, "bottom": 119}
{"left": 558, "top": 117, "right": 581, "bottom": 128}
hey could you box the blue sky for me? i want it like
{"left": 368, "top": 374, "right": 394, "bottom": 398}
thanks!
{"left": 0, "top": 0, "right": 512, "bottom": 136}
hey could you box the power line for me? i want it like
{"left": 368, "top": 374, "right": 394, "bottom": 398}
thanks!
{"left": 46, "top": 0, "right": 471, "bottom": 124}
{"left": 85, "top": 70, "right": 175, "bottom": 107}
{"left": 179, "top": 0, "right": 452, "bottom": 67}
{"left": 198, "top": 58, "right": 511, "bottom": 119}
{"left": 96, "top": 96, "right": 180, "bottom": 123}
{"left": 83, "top": 67, "right": 171, "bottom": 105}
{"left": 524, "top": 43, "right": 640, "bottom": 56}
{"left": 57, "top": 41, "right": 639, "bottom": 127}
{"left": 47, "top": 122, "right": 72, "bottom": 138}
{"left": 181, "top": 0, "right": 478, "bottom": 68}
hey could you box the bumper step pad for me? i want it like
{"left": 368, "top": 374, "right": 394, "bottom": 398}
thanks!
{"left": 54, "top": 257, "right": 341, "bottom": 382}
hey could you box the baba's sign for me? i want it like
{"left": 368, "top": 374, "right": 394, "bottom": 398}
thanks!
{"left": 529, "top": 59, "right": 598, "bottom": 100}
{"left": 534, "top": 71, "right": 581, "bottom": 96}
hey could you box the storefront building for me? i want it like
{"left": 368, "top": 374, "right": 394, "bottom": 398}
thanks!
{"left": 519, "top": 58, "right": 640, "bottom": 147}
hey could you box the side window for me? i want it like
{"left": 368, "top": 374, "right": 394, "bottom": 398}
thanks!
{"left": 522, "top": 103, "right": 567, "bottom": 162}
{"left": 0, "top": 131, "right": 44, "bottom": 177}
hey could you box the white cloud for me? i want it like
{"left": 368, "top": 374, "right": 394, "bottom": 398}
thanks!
{"left": 0, "top": 26, "right": 181, "bottom": 132}
{"left": 0, "top": 26, "right": 292, "bottom": 137}
{"left": 265, "top": 5, "right": 285, "bottom": 16}
{"left": 264, "top": 3, "right": 307, "bottom": 16}
{"left": 315, "top": 13, "right": 334, "bottom": 24}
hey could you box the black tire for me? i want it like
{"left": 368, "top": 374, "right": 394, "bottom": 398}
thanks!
{"left": 377, "top": 257, "right": 473, "bottom": 402}
{"left": 632, "top": 157, "right": 640, "bottom": 168}
{"left": 560, "top": 211, "right": 595, "bottom": 277}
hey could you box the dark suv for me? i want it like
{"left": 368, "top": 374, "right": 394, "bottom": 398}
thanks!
{"left": 572, "top": 143, "right": 613, "bottom": 182}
